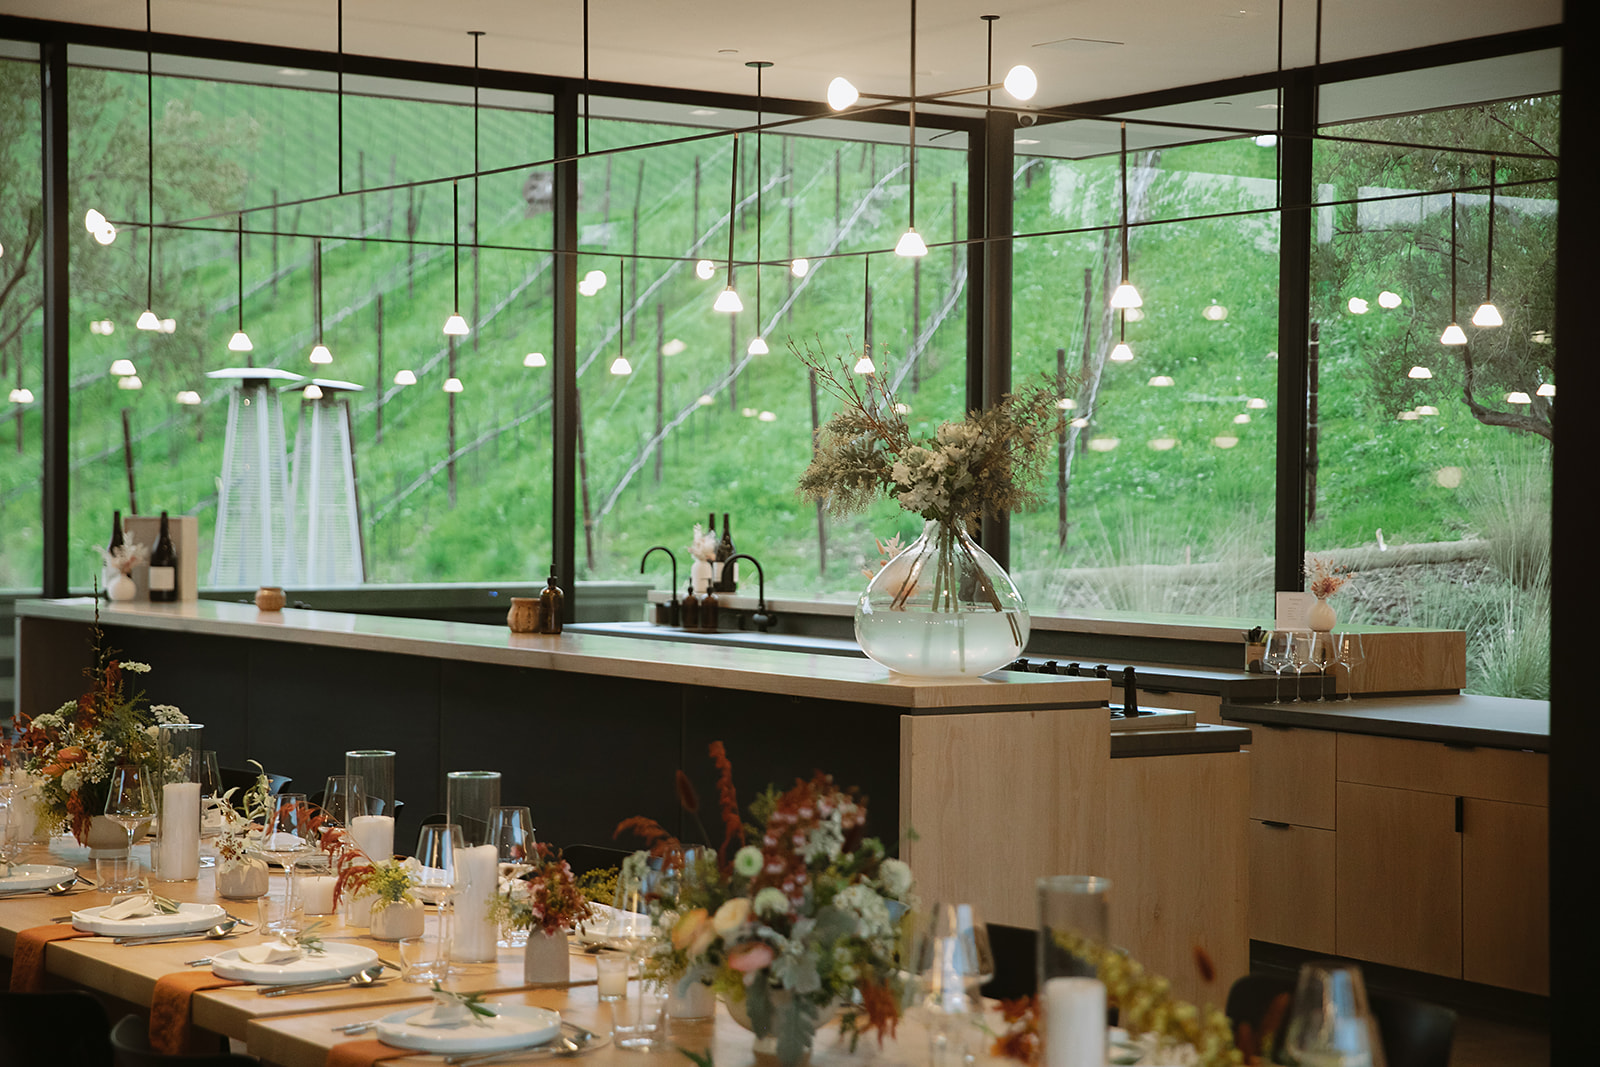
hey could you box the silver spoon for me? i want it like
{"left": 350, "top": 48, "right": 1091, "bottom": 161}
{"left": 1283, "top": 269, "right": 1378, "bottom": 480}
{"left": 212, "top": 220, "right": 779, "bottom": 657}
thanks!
{"left": 261, "top": 965, "right": 386, "bottom": 997}
{"left": 116, "top": 918, "right": 243, "bottom": 945}
{"left": 0, "top": 875, "right": 81, "bottom": 898}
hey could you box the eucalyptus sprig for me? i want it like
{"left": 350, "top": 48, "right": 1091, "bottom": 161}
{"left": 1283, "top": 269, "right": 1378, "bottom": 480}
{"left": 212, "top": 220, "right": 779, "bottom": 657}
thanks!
{"left": 430, "top": 982, "right": 499, "bottom": 1021}
{"left": 290, "top": 920, "right": 328, "bottom": 956}
{"left": 138, "top": 878, "right": 182, "bottom": 915}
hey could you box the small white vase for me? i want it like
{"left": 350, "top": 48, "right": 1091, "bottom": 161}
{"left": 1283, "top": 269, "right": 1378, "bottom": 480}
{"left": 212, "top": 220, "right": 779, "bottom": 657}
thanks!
{"left": 85, "top": 814, "right": 145, "bottom": 856}
{"left": 668, "top": 979, "right": 716, "bottom": 1020}
{"left": 369, "top": 899, "right": 426, "bottom": 941}
{"left": 105, "top": 571, "right": 136, "bottom": 602}
{"left": 524, "top": 929, "right": 570, "bottom": 985}
{"left": 690, "top": 559, "right": 714, "bottom": 596}
{"left": 215, "top": 856, "right": 270, "bottom": 900}
{"left": 1308, "top": 597, "right": 1337, "bottom": 632}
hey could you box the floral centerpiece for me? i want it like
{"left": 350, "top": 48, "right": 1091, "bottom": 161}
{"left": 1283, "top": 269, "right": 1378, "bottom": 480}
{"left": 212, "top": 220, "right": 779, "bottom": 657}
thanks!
{"left": 792, "top": 340, "right": 1070, "bottom": 676}
{"left": 212, "top": 760, "right": 274, "bottom": 898}
{"left": 14, "top": 621, "right": 187, "bottom": 844}
{"left": 492, "top": 845, "right": 595, "bottom": 937}
{"left": 618, "top": 742, "right": 916, "bottom": 1067}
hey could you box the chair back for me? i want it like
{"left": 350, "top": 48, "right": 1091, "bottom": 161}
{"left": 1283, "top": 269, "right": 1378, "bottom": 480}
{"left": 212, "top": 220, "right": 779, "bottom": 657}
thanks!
{"left": 560, "top": 843, "right": 633, "bottom": 876}
{"left": 0, "top": 991, "right": 112, "bottom": 1067}
{"left": 980, "top": 922, "right": 1039, "bottom": 1001}
{"left": 109, "top": 1014, "right": 258, "bottom": 1066}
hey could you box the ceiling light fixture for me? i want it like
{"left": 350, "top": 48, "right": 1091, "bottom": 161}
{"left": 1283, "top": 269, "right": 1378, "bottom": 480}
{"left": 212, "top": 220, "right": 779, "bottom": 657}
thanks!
{"left": 303, "top": 383, "right": 324, "bottom": 400}
{"left": 714, "top": 133, "right": 743, "bottom": 312}
{"left": 790, "top": 258, "right": 809, "bottom": 278}
{"left": 226, "top": 214, "right": 253, "bottom": 353}
{"left": 1537, "top": 382, "right": 1555, "bottom": 397}
{"left": 1378, "top": 290, "right": 1402, "bottom": 308}
{"left": 855, "top": 256, "right": 875, "bottom": 374}
{"left": 1234, "top": 413, "right": 1251, "bottom": 424}
{"left": 1505, "top": 391, "right": 1531, "bottom": 404}
{"left": 443, "top": 377, "right": 464, "bottom": 393}
{"left": 1002, "top": 64, "right": 1037, "bottom": 101}
{"left": 174, "top": 390, "right": 201, "bottom": 405}
{"left": 110, "top": 358, "right": 138, "bottom": 377}
{"left": 1440, "top": 193, "right": 1465, "bottom": 345}
{"left": 309, "top": 238, "right": 334, "bottom": 363}
{"left": 524, "top": 352, "right": 547, "bottom": 368}
{"left": 826, "top": 76, "right": 859, "bottom": 111}
{"left": 894, "top": 1, "right": 928, "bottom": 259}
{"left": 1347, "top": 297, "right": 1368, "bottom": 314}
{"left": 394, "top": 369, "right": 417, "bottom": 386}
{"left": 118, "top": 375, "right": 143, "bottom": 391}
{"left": 1109, "top": 123, "right": 1142, "bottom": 310}
{"left": 611, "top": 262, "right": 632, "bottom": 375}
{"left": 443, "top": 182, "right": 470, "bottom": 335}
{"left": 1408, "top": 365, "right": 1433, "bottom": 379}
{"left": 1148, "top": 375, "right": 1174, "bottom": 387}
{"left": 1472, "top": 156, "right": 1503, "bottom": 328}
{"left": 136, "top": 0, "right": 163, "bottom": 330}
{"left": 746, "top": 61, "right": 773, "bottom": 356}
{"left": 9, "top": 387, "right": 34, "bottom": 404}
{"left": 1110, "top": 342, "right": 1134, "bottom": 362}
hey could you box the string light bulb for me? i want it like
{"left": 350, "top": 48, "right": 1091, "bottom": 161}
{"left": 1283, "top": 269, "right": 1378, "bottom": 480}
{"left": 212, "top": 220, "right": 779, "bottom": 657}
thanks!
{"left": 747, "top": 337, "right": 769, "bottom": 356}
{"left": 714, "top": 286, "right": 743, "bottom": 313}
{"left": 1110, "top": 342, "right": 1134, "bottom": 362}
{"left": 610, "top": 356, "right": 632, "bottom": 375}
{"left": 826, "top": 76, "right": 859, "bottom": 110}
{"left": 1471, "top": 302, "right": 1503, "bottom": 328}
{"left": 895, "top": 228, "right": 929, "bottom": 258}
{"left": 790, "top": 258, "right": 809, "bottom": 277}
{"left": 695, "top": 260, "right": 716, "bottom": 280}
{"left": 1378, "top": 291, "right": 1402, "bottom": 308}
{"left": 443, "top": 313, "right": 470, "bottom": 336}
{"left": 136, "top": 310, "right": 161, "bottom": 331}
{"left": 1440, "top": 323, "right": 1467, "bottom": 345}
{"left": 443, "top": 377, "right": 464, "bottom": 393}
{"left": 1537, "top": 382, "right": 1555, "bottom": 398}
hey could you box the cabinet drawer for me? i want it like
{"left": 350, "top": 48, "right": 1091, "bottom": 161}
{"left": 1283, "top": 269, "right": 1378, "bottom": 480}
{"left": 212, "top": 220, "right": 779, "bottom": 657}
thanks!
{"left": 1337, "top": 733, "right": 1546, "bottom": 805}
{"left": 1249, "top": 820, "right": 1334, "bottom": 953}
{"left": 1225, "top": 722, "right": 1335, "bottom": 828}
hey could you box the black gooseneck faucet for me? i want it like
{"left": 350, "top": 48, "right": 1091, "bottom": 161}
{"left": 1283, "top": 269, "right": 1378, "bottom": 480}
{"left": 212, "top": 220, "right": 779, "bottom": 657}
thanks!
{"left": 640, "top": 546, "right": 680, "bottom": 626}
{"left": 723, "top": 554, "right": 773, "bottom": 632}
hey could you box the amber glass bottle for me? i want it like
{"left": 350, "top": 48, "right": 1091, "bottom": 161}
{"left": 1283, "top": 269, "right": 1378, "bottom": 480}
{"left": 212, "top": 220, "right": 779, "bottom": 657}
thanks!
{"left": 538, "top": 564, "right": 564, "bottom": 634}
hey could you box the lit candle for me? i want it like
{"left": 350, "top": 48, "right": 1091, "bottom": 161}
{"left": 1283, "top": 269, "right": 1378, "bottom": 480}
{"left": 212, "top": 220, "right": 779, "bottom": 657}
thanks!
{"left": 1044, "top": 977, "right": 1106, "bottom": 1067}
{"left": 157, "top": 782, "right": 201, "bottom": 881}
{"left": 451, "top": 844, "right": 500, "bottom": 963}
{"left": 350, "top": 814, "right": 394, "bottom": 862}
{"left": 300, "top": 874, "right": 338, "bottom": 916}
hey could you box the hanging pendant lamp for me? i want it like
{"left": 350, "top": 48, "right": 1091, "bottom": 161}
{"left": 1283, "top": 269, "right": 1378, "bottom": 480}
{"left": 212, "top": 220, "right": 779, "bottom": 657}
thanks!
{"left": 1440, "top": 193, "right": 1466, "bottom": 345}
{"left": 611, "top": 262, "right": 633, "bottom": 375}
{"left": 714, "top": 133, "right": 743, "bottom": 312}
{"left": 747, "top": 61, "right": 773, "bottom": 355}
{"left": 443, "top": 182, "right": 470, "bottom": 335}
{"left": 895, "top": 0, "right": 928, "bottom": 258}
{"left": 309, "top": 239, "right": 333, "bottom": 362}
{"left": 1471, "top": 157, "right": 1503, "bottom": 328}
{"left": 854, "top": 257, "right": 875, "bottom": 374}
{"left": 227, "top": 215, "right": 253, "bottom": 353}
{"left": 136, "top": 0, "right": 164, "bottom": 330}
{"left": 1109, "top": 122, "right": 1142, "bottom": 309}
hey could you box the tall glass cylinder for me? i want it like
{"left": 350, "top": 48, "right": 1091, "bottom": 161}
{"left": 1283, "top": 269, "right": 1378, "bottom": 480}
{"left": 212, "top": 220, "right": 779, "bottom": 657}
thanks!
{"left": 346, "top": 749, "right": 396, "bottom": 816}
{"left": 152, "top": 723, "right": 204, "bottom": 882}
{"left": 1038, "top": 876, "right": 1111, "bottom": 1067}
{"left": 446, "top": 771, "right": 501, "bottom": 847}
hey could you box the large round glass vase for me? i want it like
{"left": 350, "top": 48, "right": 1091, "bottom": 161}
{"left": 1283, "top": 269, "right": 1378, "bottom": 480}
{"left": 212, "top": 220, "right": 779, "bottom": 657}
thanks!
{"left": 855, "top": 519, "right": 1029, "bottom": 678}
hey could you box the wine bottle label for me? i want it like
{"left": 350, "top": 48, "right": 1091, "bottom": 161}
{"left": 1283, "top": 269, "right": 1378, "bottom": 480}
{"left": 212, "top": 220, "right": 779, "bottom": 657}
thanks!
{"left": 148, "top": 566, "right": 176, "bottom": 592}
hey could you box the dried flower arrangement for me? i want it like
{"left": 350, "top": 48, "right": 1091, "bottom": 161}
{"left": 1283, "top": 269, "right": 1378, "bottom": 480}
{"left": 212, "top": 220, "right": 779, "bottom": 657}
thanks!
{"left": 1304, "top": 556, "right": 1351, "bottom": 600}
{"left": 491, "top": 844, "right": 596, "bottom": 937}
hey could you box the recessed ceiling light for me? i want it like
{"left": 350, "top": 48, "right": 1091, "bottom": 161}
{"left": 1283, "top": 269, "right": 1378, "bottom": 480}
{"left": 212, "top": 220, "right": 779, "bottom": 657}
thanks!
{"left": 690, "top": 109, "right": 718, "bottom": 116}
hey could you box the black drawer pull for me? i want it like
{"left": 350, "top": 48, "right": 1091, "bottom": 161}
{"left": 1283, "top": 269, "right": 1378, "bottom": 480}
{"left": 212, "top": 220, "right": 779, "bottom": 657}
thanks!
{"left": 1455, "top": 796, "right": 1464, "bottom": 833}
{"left": 1444, "top": 741, "right": 1477, "bottom": 751}
{"left": 1262, "top": 820, "right": 1292, "bottom": 830}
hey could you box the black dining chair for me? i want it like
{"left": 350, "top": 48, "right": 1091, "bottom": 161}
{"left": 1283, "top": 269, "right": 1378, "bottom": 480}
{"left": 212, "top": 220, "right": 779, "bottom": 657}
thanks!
{"left": 980, "top": 922, "right": 1039, "bottom": 1001}
{"left": 216, "top": 767, "right": 292, "bottom": 803}
{"left": 108, "top": 1015, "right": 258, "bottom": 1067}
{"left": 560, "top": 843, "right": 633, "bottom": 876}
{"left": 1225, "top": 973, "right": 1456, "bottom": 1067}
{"left": 0, "top": 990, "right": 113, "bottom": 1066}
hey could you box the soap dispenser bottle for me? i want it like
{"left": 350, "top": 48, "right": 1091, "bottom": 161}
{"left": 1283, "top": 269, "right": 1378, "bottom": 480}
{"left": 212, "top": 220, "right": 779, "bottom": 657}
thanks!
{"left": 538, "top": 564, "right": 564, "bottom": 634}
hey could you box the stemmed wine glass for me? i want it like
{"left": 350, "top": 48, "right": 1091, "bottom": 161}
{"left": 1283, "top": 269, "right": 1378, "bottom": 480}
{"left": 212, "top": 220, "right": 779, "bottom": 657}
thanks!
{"left": 1282, "top": 961, "right": 1387, "bottom": 1067}
{"left": 321, "top": 775, "right": 368, "bottom": 828}
{"left": 1335, "top": 632, "right": 1366, "bottom": 701}
{"left": 258, "top": 793, "right": 313, "bottom": 933}
{"left": 1290, "top": 630, "right": 1318, "bottom": 703}
{"left": 609, "top": 865, "right": 663, "bottom": 1048}
{"left": 488, "top": 806, "right": 536, "bottom": 880}
{"left": 0, "top": 796, "right": 28, "bottom": 875}
{"left": 1303, "top": 631, "right": 1333, "bottom": 702}
{"left": 416, "top": 823, "right": 462, "bottom": 977}
{"left": 104, "top": 763, "right": 157, "bottom": 888}
{"left": 908, "top": 902, "right": 995, "bottom": 1067}
{"left": 196, "top": 751, "right": 223, "bottom": 869}
{"left": 1263, "top": 631, "right": 1296, "bottom": 705}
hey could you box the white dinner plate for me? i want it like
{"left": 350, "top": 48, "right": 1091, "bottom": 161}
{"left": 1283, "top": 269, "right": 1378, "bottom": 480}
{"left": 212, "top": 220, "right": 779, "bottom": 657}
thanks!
{"left": 72, "top": 901, "right": 227, "bottom": 936}
{"left": 374, "top": 1003, "right": 562, "bottom": 1054}
{"left": 0, "top": 864, "right": 77, "bottom": 892}
{"left": 210, "top": 941, "right": 379, "bottom": 984}
{"left": 574, "top": 903, "right": 652, "bottom": 946}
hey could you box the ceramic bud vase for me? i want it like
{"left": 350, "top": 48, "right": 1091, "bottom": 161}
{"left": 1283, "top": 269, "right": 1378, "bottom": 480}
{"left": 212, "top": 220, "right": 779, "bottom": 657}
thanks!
{"left": 507, "top": 597, "right": 541, "bottom": 633}
{"left": 105, "top": 570, "right": 136, "bottom": 602}
{"left": 369, "top": 899, "right": 426, "bottom": 941}
{"left": 690, "top": 558, "right": 714, "bottom": 596}
{"left": 1308, "top": 597, "right": 1337, "bottom": 632}
{"left": 855, "top": 518, "right": 1029, "bottom": 677}
{"left": 216, "top": 855, "right": 270, "bottom": 900}
{"left": 524, "top": 929, "right": 570, "bottom": 984}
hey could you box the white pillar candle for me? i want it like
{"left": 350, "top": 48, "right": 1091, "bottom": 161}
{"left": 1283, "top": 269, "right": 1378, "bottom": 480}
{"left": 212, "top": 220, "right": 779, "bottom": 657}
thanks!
{"left": 300, "top": 874, "right": 338, "bottom": 915}
{"left": 350, "top": 814, "right": 394, "bottom": 862}
{"left": 156, "top": 782, "right": 201, "bottom": 881}
{"left": 597, "top": 955, "right": 630, "bottom": 999}
{"left": 1044, "top": 977, "right": 1106, "bottom": 1067}
{"left": 451, "top": 844, "right": 501, "bottom": 963}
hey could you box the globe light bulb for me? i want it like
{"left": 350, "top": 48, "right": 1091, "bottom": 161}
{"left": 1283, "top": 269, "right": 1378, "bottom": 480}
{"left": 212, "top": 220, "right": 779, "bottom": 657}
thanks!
{"left": 1471, "top": 302, "right": 1503, "bottom": 328}
{"left": 136, "top": 310, "right": 161, "bottom": 331}
{"left": 610, "top": 356, "right": 633, "bottom": 375}
{"left": 393, "top": 369, "right": 417, "bottom": 386}
{"left": 713, "top": 286, "right": 743, "bottom": 313}
{"left": 826, "top": 76, "right": 859, "bottom": 111}
{"left": 695, "top": 259, "right": 716, "bottom": 280}
{"left": 303, "top": 384, "right": 324, "bottom": 400}
{"left": 1002, "top": 64, "right": 1038, "bottom": 102}
{"left": 443, "top": 377, "right": 464, "bottom": 393}
{"left": 309, "top": 344, "right": 333, "bottom": 364}
{"left": 443, "top": 313, "right": 470, "bottom": 336}
{"left": 1378, "top": 290, "right": 1402, "bottom": 308}
{"left": 1408, "top": 365, "right": 1433, "bottom": 379}
{"left": 1347, "top": 297, "right": 1369, "bottom": 314}
{"left": 1440, "top": 323, "right": 1467, "bottom": 345}
{"left": 523, "top": 352, "right": 547, "bottom": 367}
{"left": 174, "top": 390, "right": 201, "bottom": 405}
{"left": 894, "top": 228, "right": 929, "bottom": 258}
{"left": 790, "top": 258, "right": 810, "bottom": 277}
{"left": 228, "top": 330, "right": 253, "bottom": 352}
{"left": 747, "top": 336, "right": 769, "bottom": 356}
{"left": 93, "top": 224, "right": 117, "bottom": 245}
{"left": 1109, "top": 342, "right": 1134, "bottom": 362}
{"left": 1110, "top": 282, "right": 1143, "bottom": 309}
{"left": 110, "top": 359, "right": 138, "bottom": 377}
{"left": 85, "top": 209, "right": 107, "bottom": 233}
{"left": 584, "top": 269, "right": 608, "bottom": 291}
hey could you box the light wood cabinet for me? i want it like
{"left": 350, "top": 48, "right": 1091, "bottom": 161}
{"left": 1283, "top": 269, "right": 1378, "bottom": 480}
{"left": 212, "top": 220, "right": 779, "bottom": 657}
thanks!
{"left": 1245, "top": 724, "right": 1336, "bottom": 828}
{"left": 1249, "top": 820, "right": 1335, "bottom": 953}
{"left": 1462, "top": 798, "right": 1549, "bottom": 995}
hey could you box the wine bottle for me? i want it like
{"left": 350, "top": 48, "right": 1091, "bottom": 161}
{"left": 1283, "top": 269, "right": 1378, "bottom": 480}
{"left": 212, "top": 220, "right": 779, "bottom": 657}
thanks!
{"left": 706, "top": 512, "right": 720, "bottom": 588}
{"left": 715, "top": 512, "right": 736, "bottom": 593}
{"left": 538, "top": 563, "right": 564, "bottom": 635}
{"left": 108, "top": 510, "right": 124, "bottom": 554}
{"left": 148, "top": 510, "right": 178, "bottom": 602}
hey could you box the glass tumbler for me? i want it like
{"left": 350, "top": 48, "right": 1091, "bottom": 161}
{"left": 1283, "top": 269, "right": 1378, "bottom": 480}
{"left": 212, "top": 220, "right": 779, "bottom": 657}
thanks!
{"left": 346, "top": 749, "right": 396, "bottom": 816}
{"left": 446, "top": 771, "right": 501, "bottom": 847}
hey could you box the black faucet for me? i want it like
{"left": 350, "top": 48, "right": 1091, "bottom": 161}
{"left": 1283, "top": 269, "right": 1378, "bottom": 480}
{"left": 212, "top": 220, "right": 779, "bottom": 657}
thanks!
{"left": 724, "top": 553, "right": 773, "bottom": 632}
{"left": 640, "top": 546, "right": 680, "bottom": 626}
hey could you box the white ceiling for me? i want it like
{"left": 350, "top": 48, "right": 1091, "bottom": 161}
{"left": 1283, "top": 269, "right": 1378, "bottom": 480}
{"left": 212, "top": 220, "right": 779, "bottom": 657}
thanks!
{"left": 1, "top": 0, "right": 1562, "bottom": 112}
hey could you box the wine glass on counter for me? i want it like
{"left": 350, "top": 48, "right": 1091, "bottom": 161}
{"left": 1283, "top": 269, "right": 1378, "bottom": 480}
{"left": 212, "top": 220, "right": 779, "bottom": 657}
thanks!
{"left": 1263, "top": 631, "right": 1295, "bottom": 705}
{"left": 1335, "top": 632, "right": 1366, "bottom": 701}
{"left": 258, "top": 793, "right": 313, "bottom": 933}
{"left": 1290, "top": 631, "right": 1318, "bottom": 703}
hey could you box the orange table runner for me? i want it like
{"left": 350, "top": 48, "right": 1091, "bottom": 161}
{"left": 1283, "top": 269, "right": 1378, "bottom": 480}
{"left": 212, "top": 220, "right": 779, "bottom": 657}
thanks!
{"left": 149, "top": 971, "right": 248, "bottom": 1054}
{"left": 325, "top": 1037, "right": 411, "bottom": 1066}
{"left": 8, "top": 923, "right": 95, "bottom": 992}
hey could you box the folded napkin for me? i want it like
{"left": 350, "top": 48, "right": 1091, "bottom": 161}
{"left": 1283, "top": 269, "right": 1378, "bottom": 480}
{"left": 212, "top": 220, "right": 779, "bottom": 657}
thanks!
{"left": 325, "top": 1038, "right": 408, "bottom": 1067}
{"left": 236, "top": 940, "right": 304, "bottom": 965}
{"left": 408, "top": 989, "right": 497, "bottom": 1029}
{"left": 8, "top": 923, "right": 95, "bottom": 992}
{"left": 100, "top": 894, "right": 162, "bottom": 921}
{"left": 149, "top": 971, "right": 247, "bottom": 1054}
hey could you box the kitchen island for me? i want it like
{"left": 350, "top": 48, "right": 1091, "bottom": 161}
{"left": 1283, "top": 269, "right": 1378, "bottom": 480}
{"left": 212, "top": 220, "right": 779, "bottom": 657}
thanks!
{"left": 16, "top": 597, "right": 1250, "bottom": 1003}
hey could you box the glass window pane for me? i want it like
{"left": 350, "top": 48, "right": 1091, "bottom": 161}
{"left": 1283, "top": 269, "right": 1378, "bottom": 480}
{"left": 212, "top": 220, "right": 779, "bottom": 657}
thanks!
{"left": 0, "top": 45, "right": 42, "bottom": 590}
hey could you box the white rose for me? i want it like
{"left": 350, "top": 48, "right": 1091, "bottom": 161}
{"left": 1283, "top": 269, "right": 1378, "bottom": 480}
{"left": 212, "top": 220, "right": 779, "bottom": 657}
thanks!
{"left": 753, "top": 887, "right": 791, "bottom": 919}
{"left": 879, "top": 858, "right": 913, "bottom": 899}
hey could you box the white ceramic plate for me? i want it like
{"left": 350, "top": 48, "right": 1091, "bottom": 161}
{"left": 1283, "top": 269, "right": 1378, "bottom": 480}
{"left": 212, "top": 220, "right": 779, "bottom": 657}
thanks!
{"left": 374, "top": 1003, "right": 562, "bottom": 1054}
{"left": 574, "top": 903, "right": 653, "bottom": 946}
{"left": 210, "top": 941, "right": 379, "bottom": 984}
{"left": 0, "top": 864, "right": 77, "bottom": 892}
{"left": 72, "top": 901, "right": 227, "bottom": 936}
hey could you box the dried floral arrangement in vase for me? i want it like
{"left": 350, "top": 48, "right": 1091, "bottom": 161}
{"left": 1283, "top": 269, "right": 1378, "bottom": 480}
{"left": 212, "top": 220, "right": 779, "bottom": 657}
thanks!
{"left": 1304, "top": 556, "right": 1352, "bottom": 632}
{"left": 214, "top": 760, "right": 274, "bottom": 899}
{"left": 491, "top": 845, "right": 595, "bottom": 983}
{"left": 792, "top": 339, "right": 1071, "bottom": 677}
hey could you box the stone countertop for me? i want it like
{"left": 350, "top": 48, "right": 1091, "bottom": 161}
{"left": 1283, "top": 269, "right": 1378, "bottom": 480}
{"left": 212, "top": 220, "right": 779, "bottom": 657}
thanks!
{"left": 16, "top": 598, "right": 1110, "bottom": 712}
{"left": 1220, "top": 693, "right": 1548, "bottom": 752}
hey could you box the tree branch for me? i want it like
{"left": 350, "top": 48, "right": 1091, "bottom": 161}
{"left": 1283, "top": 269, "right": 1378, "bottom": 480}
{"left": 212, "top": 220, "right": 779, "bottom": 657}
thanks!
{"left": 1460, "top": 341, "right": 1552, "bottom": 440}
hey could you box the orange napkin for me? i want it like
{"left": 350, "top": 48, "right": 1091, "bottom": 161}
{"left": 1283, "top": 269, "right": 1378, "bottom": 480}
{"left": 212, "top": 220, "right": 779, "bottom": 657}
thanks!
{"left": 326, "top": 1038, "right": 409, "bottom": 1066}
{"left": 149, "top": 971, "right": 248, "bottom": 1054}
{"left": 8, "top": 923, "right": 95, "bottom": 992}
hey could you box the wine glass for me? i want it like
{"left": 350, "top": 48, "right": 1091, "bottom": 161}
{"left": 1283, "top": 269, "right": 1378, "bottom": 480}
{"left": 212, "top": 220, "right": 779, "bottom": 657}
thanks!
{"left": 1263, "top": 631, "right": 1295, "bottom": 705}
{"left": 197, "top": 751, "right": 223, "bottom": 869}
{"left": 909, "top": 902, "right": 994, "bottom": 1067}
{"left": 488, "top": 806, "right": 537, "bottom": 880}
{"left": 416, "top": 822, "right": 463, "bottom": 974}
{"left": 1336, "top": 632, "right": 1366, "bottom": 701}
{"left": 258, "top": 793, "right": 313, "bottom": 933}
{"left": 1282, "top": 961, "right": 1386, "bottom": 1067}
{"left": 1302, "top": 631, "right": 1333, "bottom": 702}
{"left": 321, "top": 775, "right": 368, "bottom": 828}
{"left": 1290, "top": 631, "right": 1317, "bottom": 703}
{"left": 610, "top": 866, "right": 663, "bottom": 1048}
{"left": 104, "top": 763, "right": 157, "bottom": 852}
{"left": 0, "top": 796, "right": 29, "bottom": 874}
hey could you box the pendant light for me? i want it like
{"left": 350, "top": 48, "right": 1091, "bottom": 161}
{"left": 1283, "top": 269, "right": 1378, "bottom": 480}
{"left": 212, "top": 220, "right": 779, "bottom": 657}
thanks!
{"left": 1109, "top": 123, "right": 1142, "bottom": 309}
{"left": 443, "top": 182, "right": 470, "bottom": 335}
{"left": 714, "top": 134, "right": 743, "bottom": 312}
{"left": 524, "top": 352, "right": 547, "bottom": 368}
{"left": 226, "top": 214, "right": 253, "bottom": 353}
{"left": 826, "top": 76, "right": 859, "bottom": 111}
{"left": 110, "top": 359, "right": 138, "bottom": 377}
{"left": 747, "top": 61, "right": 773, "bottom": 356}
{"left": 136, "top": 0, "right": 163, "bottom": 331}
{"left": 894, "top": 0, "right": 928, "bottom": 258}
{"left": 393, "top": 369, "right": 417, "bottom": 386}
{"left": 610, "top": 262, "right": 633, "bottom": 375}
{"left": 853, "top": 257, "right": 875, "bottom": 374}
{"left": 1471, "top": 157, "right": 1503, "bottom": 328}
{"left": 1440, "top": 193, "right": 1466, "bottom": 345}
{"left": 309, "top": 238, "right": 334, "bottom": 363}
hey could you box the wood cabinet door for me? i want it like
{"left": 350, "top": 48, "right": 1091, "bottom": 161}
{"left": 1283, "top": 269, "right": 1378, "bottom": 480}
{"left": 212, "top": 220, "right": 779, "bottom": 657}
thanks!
{"left": 1229, "top": 723, "right": 1335, "bottom": 829}
{"left": 1249, "top": 820, "right": 1335, "bottom": 953}
{"left": 1335, "top": 782, "right": 1462, "bottom": 977}
{"left": 1463, "top": 799, "right": 1549, "bottom": 994}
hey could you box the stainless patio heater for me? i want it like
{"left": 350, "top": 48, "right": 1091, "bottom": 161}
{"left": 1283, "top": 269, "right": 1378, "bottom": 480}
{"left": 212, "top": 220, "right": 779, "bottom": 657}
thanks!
{"left": 206, "top": 367, "right": 303, "bottom": 588}
{"left": 284, "top": 378, "right": 367, "bottom": 586}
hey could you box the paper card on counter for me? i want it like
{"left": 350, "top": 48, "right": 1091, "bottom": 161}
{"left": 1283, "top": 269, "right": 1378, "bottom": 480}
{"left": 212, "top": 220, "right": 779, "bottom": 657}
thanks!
{"left": 1275, "top": 591, "right": 1314, "bottom": 631}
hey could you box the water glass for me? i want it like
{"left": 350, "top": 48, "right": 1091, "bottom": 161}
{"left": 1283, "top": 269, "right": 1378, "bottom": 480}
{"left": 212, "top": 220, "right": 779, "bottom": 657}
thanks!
{"left": 446, "top": 771, "right": 501, "bottom": 847}
{"left": 612, "top": 976, "right": 665, "bottom": 1049}
{"left": 322, "top": 775, "right": 368, "bottom": 827}
{"left": 595, "top": 952, "right": 629, "bottom": 1001}
{"left": 95, "top": 853, "right": 142, "bottom": 894}
{"left": 415, "top": 823, "right": 462, "bottom": 972}
{"left": 346, "top": 749, "right": 396, "bottom": 816}
{"left": 400, "top": 932, "right": 448, "bottom": 983}
{"left": 1282, "top": 961, "right": 1386, "bottom": 1067}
